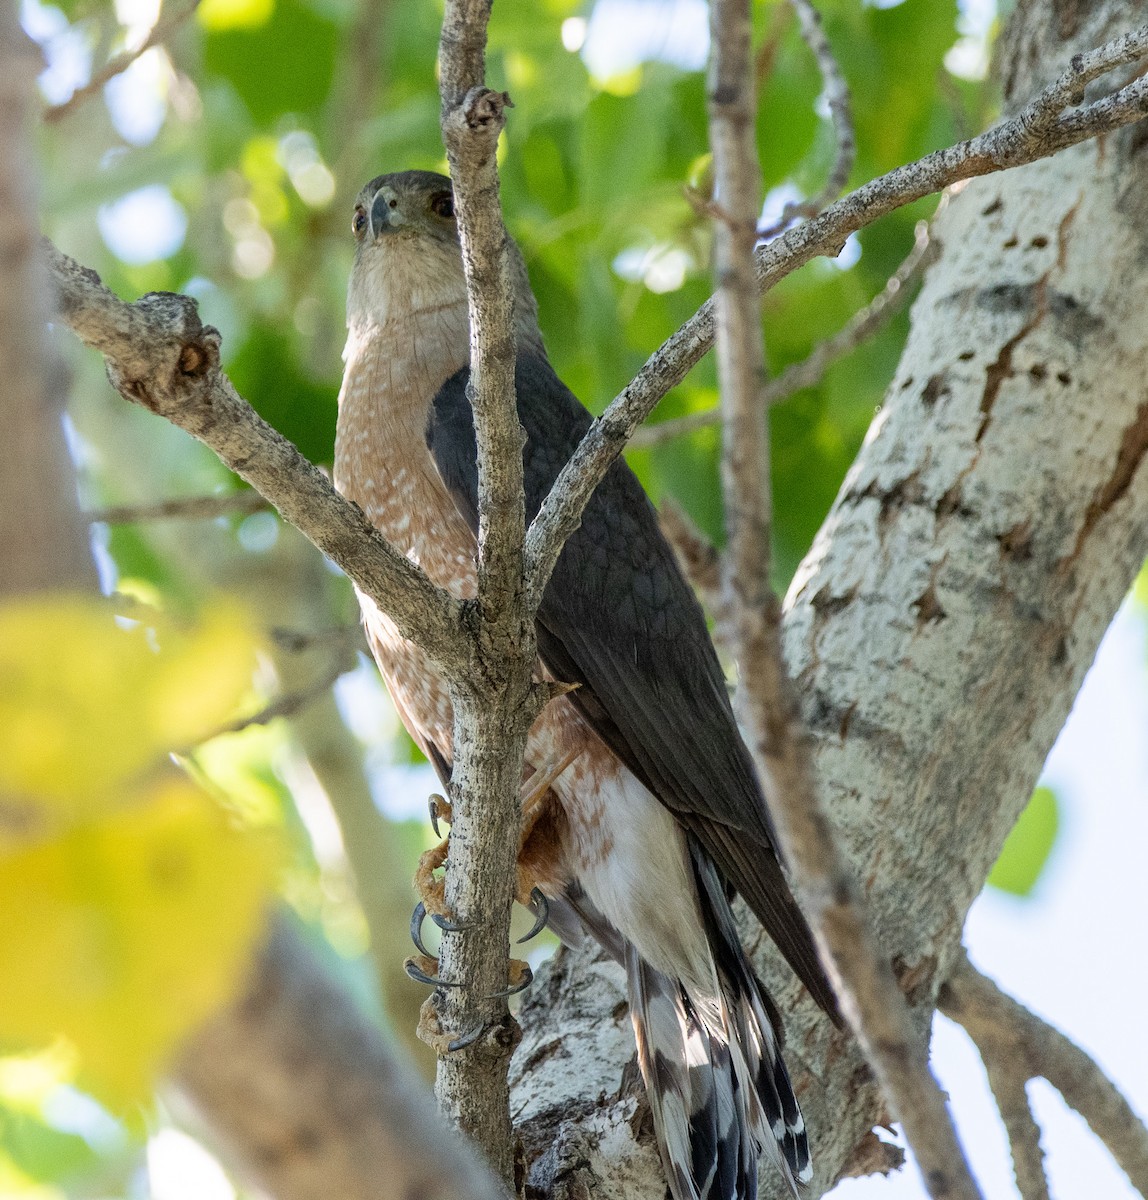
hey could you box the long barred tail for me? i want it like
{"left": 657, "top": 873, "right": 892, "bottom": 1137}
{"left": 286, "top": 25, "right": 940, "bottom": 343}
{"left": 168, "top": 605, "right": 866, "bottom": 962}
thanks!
{"left": 626, "top": 842, "right": 811, "bottom": 1200}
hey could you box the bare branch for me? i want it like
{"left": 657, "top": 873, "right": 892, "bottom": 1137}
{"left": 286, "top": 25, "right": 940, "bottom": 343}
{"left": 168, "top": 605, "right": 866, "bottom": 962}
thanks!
{"left": 198, "top": 651, "right": 352, "bottom": 742}
{"left": 43, "top": 239, "right": 472, "bottom": 676}
{"left": 633, "top": 213, "right": 935, "bottom": 449}
{"left": 521, "top": 22, "right": 1148, "bottom": 610}
{"left": 43, "top": 0, "right": 201, "bottom": 125}
{"left": 982, "top": 1068, "right": 1049, "bottom": 1200}
{"left": 433, "top": 2, "right": 533, "bottom": 1185}
{"left": 174, "top": 916, "right": 511, "bottom": 1200}
{"left": 87, "top": 490, "right": 271, "bottom": 524}
{"left": 940, "top": 950, "right": 1148, "bottom": 1197}
{"left": 708, "top": 0, "right": 980, "bottom": 1195}
{"left": 757, "top": 0, "right": 856, "bottom": 240}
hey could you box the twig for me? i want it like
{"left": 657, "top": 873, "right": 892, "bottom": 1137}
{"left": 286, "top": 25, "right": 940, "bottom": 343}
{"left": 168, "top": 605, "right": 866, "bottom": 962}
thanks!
{"left": 86, "top": 490, "right": 271, "bottom": 524}
{"left": 633, "top": 213, "right": 936, "bottom": 449}
{"left": 758, "top": 0, "right": 856, "bottom": 240}
{"left": 520, "top": 21, "right": 1148, "bottom": 611}
{"left": 433, "top": 2, "right": 535, "bottom": 1187}
{"left": 43, "top": 0, "right": 201, "bottom": 125}
{"left": 43, "top": 240, "right": 473, "bottom": 679}
{"left": 940, "top": 949, "right": 1148, "bottom": 1197}
{"left": 981, "top": 1066, "right": 1049, "bottom": 1200}
{"left": 754, "top": 1, "right": 793, "bottom": 88}
{"left": 199, "top": 651, "right": 353, "bottom": 742}
{"left": 707, "top": 0, "right": 981, "bottom": 1196}
{"left": 270, "top": 623, "right": 364, "bottom": 655}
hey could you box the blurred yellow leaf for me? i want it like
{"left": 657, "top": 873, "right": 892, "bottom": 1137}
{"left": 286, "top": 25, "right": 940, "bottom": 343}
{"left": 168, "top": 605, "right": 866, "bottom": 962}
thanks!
{"left": 0, "top": 776, "right": 278, "bottom": 1108}
{"left": 0, "top": 595, "right": 257, "bottom": 826}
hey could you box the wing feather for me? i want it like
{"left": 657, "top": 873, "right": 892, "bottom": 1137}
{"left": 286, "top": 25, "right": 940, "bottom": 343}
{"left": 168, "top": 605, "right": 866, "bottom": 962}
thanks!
{"left": 428, "top": 354, "right": 834, "bottom": 1016}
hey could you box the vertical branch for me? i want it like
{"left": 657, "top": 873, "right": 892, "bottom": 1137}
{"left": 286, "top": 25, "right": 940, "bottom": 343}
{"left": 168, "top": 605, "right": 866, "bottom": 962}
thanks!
{"left": 433, "top": 2, "right": 535, "bottom": 1188}
{"left": 0, "top": 2, "right": 96, "bottom": 593}
{"left": 706, "top": 2, "right": 983, "bottom": 1198}
{"left": 438, "top": 2, "right": 524, "bottom": 627}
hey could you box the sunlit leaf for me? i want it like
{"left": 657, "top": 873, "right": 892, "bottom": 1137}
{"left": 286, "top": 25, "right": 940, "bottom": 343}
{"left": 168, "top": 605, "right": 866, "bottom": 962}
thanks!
{"left": 987, "top": 786, "right": 1060, "bottom": 897}
{"left": 199, "top": 0, "right": 275, "bottom": 32}
{"left": 0, "top": 596, "right": 257, "bottom": 824}
{"left": 0, "top": 777, "right": 279, "bottom": 1108}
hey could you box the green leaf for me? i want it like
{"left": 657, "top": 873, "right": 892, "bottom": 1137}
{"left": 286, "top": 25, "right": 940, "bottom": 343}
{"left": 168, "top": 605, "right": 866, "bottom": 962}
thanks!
{"left": 0, "top": 1105, "right": 99, "bottom": 1185}
{"left": 224, "top": 324, "right": 339, "bottom": 464}
{"left": 987, "top": 786, "right": 1061, "bottom": 897}
{"left": 202, "top": 0, "right": 339, "bottom": 125}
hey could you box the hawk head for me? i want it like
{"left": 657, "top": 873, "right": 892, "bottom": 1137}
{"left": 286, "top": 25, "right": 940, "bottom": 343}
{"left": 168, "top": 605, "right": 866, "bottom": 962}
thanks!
{"left": 346, "top": 170, "right": 543, "bottom": 354}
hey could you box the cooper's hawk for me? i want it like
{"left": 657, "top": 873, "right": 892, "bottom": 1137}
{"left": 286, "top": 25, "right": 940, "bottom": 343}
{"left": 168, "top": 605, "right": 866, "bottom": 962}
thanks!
{"left": 334, "top": 170, "right": 836, "bottom": 1200}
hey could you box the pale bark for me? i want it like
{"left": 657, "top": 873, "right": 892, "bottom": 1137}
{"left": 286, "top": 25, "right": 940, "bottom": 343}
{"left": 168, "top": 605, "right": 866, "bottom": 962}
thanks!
{"left": 512, "top": 2, "right": 1148, "bottom": 1197}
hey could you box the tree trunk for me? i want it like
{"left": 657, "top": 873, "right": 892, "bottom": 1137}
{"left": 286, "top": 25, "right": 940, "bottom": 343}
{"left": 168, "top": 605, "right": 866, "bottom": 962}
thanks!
{"left": 512, "top": 0, "right": 1148, "bottom": 1195}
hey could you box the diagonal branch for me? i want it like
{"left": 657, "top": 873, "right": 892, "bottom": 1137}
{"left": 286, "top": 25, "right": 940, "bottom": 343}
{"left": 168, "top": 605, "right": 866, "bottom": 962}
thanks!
{"left": 940, "top": 949, "right": 1148, "bottom": 1198}
{"left": 633, "top": 212, "right": 935, "bottom": 449}
{"left": 43, "top": 240, "right": 471, "bottom": 676}
{"left": 86, "top": 490, "right": 272, "bottom": 523}
{"left": 707, "top": 0, "right": 980, "bottom": 1196}
{"left": 43, "top": 0, "right": 201, "bottom": 125}
{"left": 520, "top": 23, "right": 1148, "bottom": 614}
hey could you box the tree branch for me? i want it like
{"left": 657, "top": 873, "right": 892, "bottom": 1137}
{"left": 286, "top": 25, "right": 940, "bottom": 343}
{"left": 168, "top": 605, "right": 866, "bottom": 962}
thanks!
{"left": 521, "top": 22, "right": 1148, "bottom": 612}
{"left": 632, "top": 212, "right": 935, "bottom": 449}
{"left": 173, "top": 915, "right": 510, "bottom": 1200}
{"left": 0, "top": 7, "right": 97, "bottom": 593}
{"left": 42, "top": 0, "right": 201, "bottom": 125}
{"left": 86, "top": 490, "right": 271, "bottom": 523}
{"left": 43, "top": 240, "right": 473, "bottom": 676}
{"left": 658, "top": 499, "right": 726, "bottom": 623}
{"left": 940, "top": 950, "right": 1148, "bottom": 1198}
{"left": 707, "top": 0, "right": 980, "bottom": 1195}
{"left": 757, "top": 0, "right": 855, "bottom": 240}
{"left": 431, "top": 2, "right": 535, "bottom": 1186}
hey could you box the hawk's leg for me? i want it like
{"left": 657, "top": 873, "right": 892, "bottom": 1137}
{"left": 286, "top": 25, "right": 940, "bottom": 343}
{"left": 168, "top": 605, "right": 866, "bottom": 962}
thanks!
{"left": 406, "top": 751, "right": 578, "bottom": 1002}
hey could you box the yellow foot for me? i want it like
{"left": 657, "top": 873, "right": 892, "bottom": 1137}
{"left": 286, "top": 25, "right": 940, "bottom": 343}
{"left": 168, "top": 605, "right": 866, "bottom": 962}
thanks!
{"left": 415, "top": 793, "right": 454, "bottom": 920}
{"left": 415, "top": 996, "right": 486, "bottom": 1054}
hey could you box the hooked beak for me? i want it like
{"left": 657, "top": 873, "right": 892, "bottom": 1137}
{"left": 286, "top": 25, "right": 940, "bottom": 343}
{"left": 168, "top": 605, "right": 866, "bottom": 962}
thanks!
{"left": 369, "top": 190, "right": 399, "bottom": 239}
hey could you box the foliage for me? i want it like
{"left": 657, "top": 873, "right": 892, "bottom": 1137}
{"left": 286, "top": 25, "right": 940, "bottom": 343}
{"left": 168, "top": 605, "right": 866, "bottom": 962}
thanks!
{"left": 986, "top": 786, "right": 1060, "bottom": 898}
{"left": 0, "top": 595, "right": 280, "bottom": 1193}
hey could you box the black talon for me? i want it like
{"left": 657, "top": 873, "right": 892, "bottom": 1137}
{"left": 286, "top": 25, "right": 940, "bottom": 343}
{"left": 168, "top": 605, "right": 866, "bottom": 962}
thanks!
{"left": 447, "top": 1024, "right": 485, "bottom": 1053}
{"left": 431, "top": 910, "right": 469, "bottom": 933}
{"left": 428, "top": 794, "right": 444, "bottom": 838}
{"left": 517, "top": 887, "right": 549, "bottom": 944}
{"left": 484, "top": 963, "right": 533, "bottom": 999}
{"left": 403, "top": 956, "right": 462, "bottom": 988}
{"left": 410, "top": 902, "right": 435, "bottom": 957}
